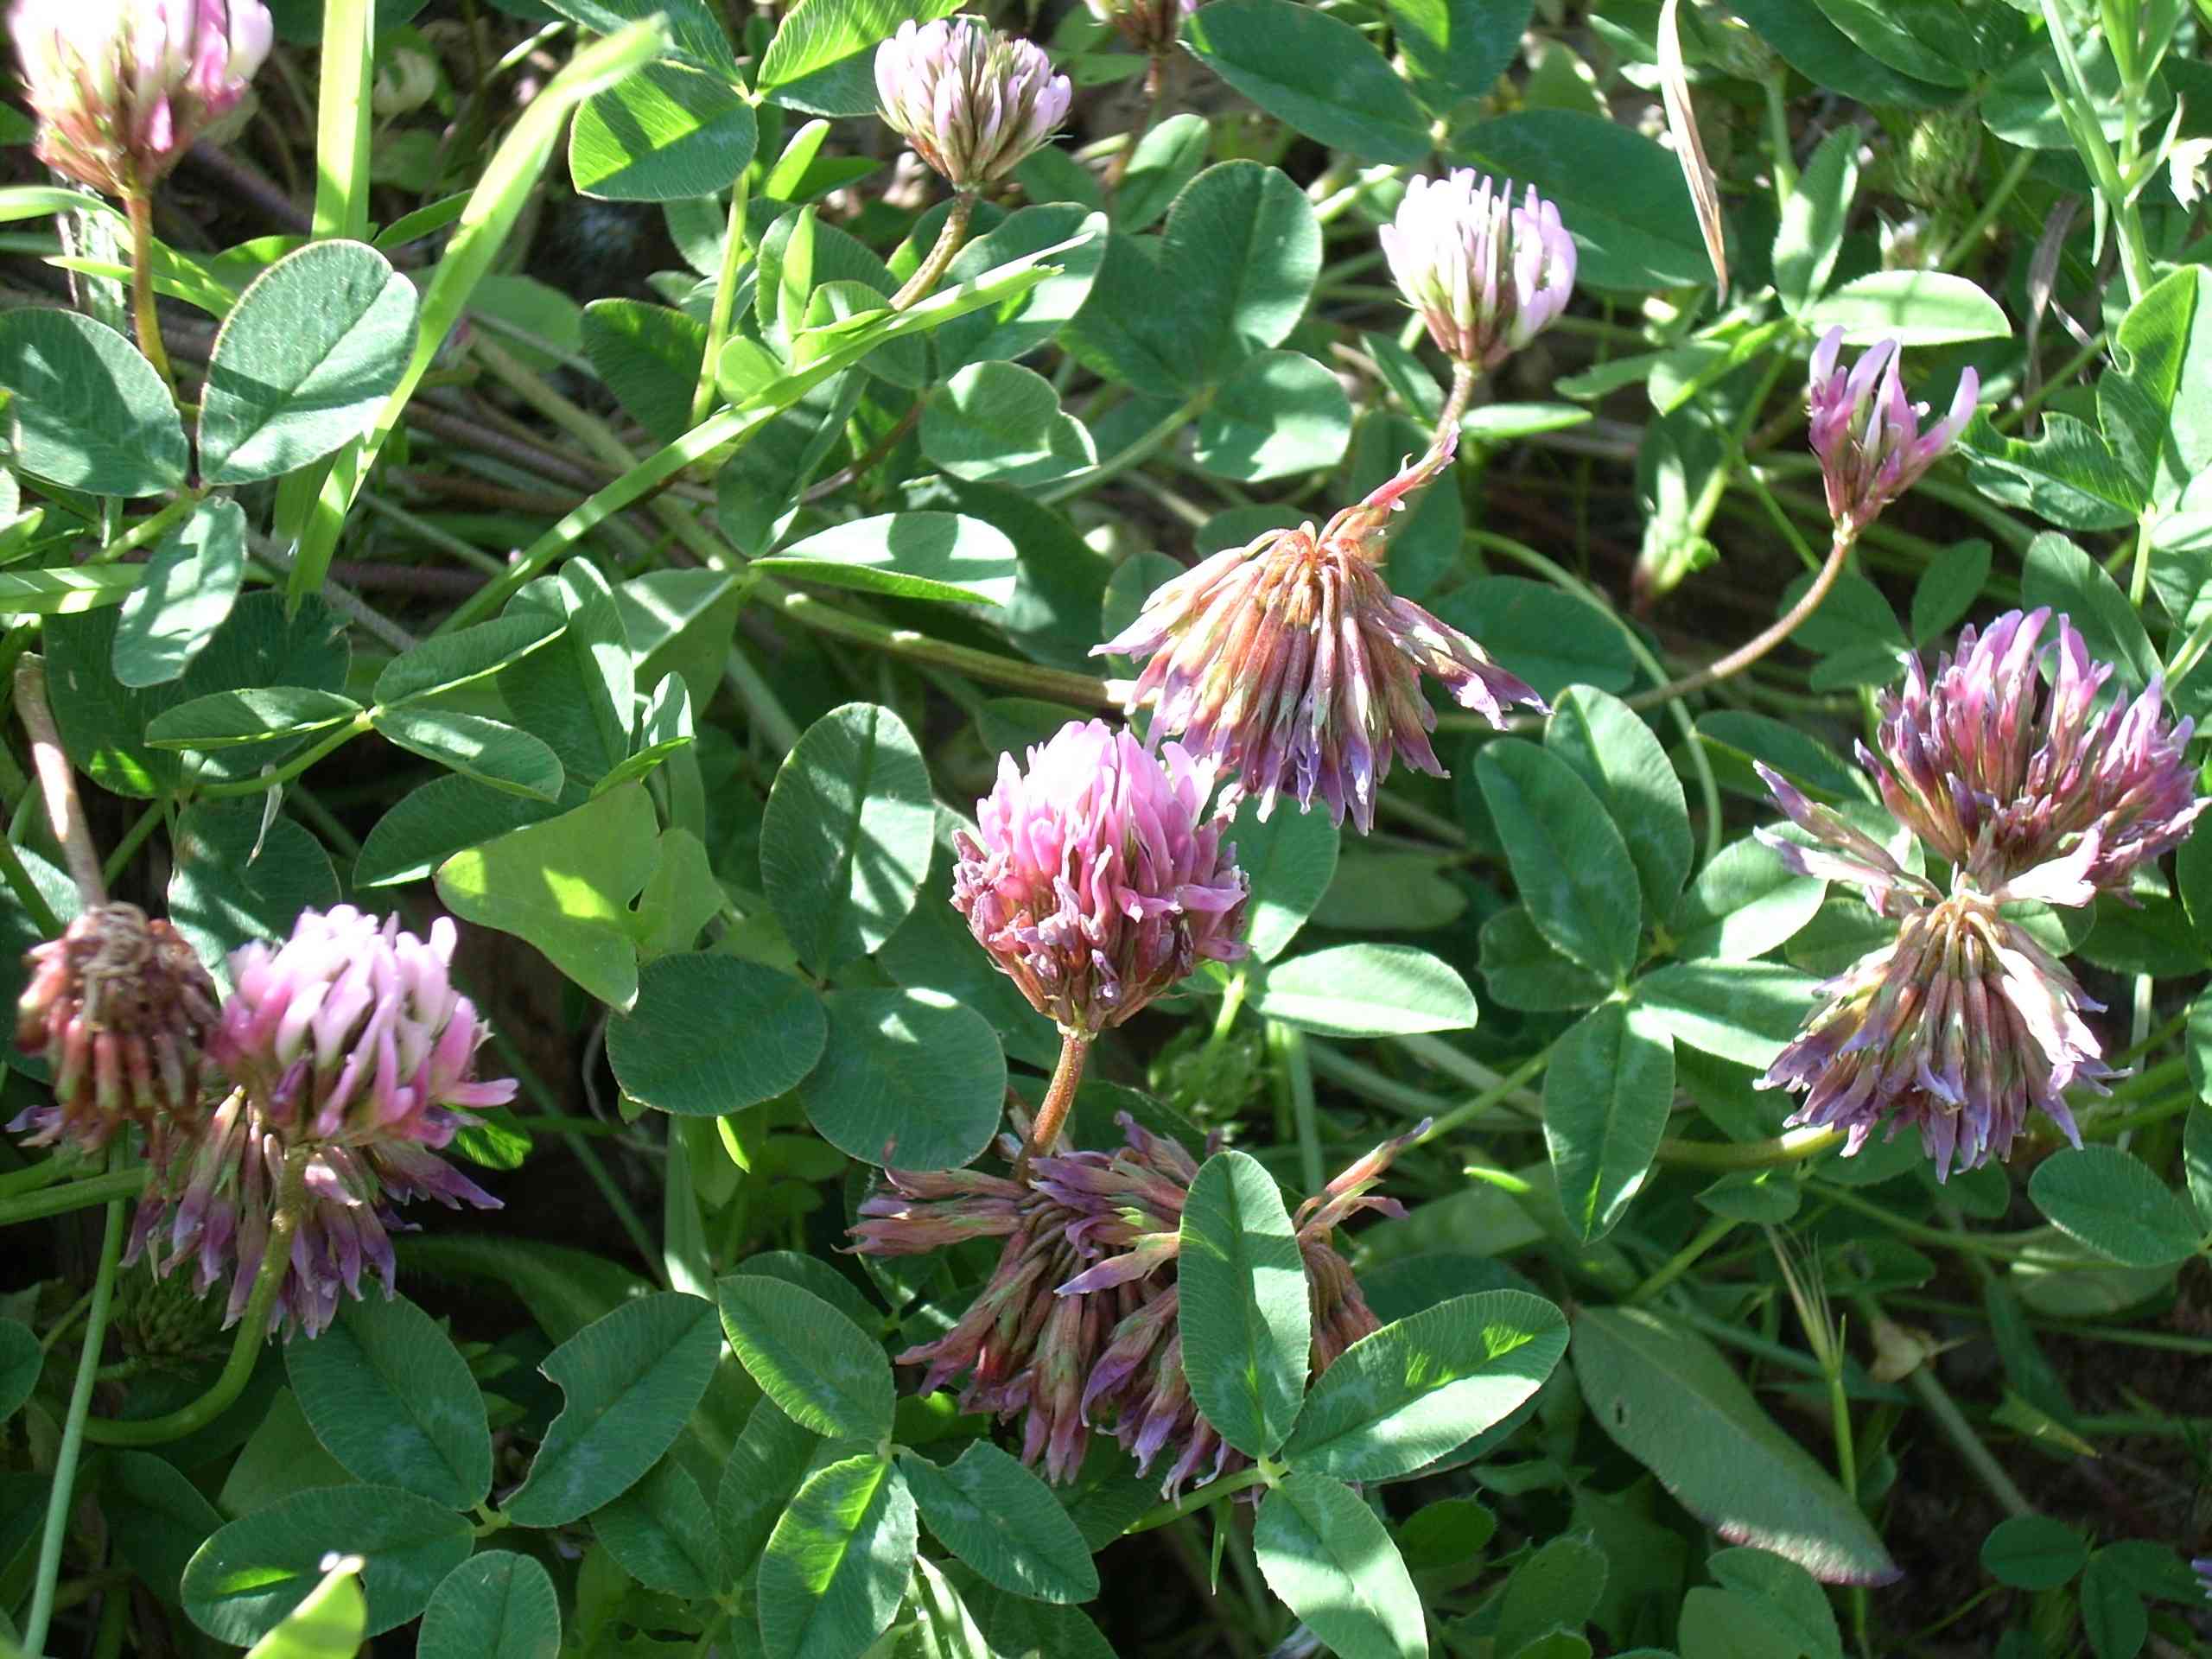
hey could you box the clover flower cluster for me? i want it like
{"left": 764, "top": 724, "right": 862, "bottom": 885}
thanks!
{"left": 955, "top": 719, "right": 1248, "bottom": 1039}
{"left": 851, "top": 1113, "right": 1416, "bottom": 1497}
{"left": 11, "top": 902, "right": 217, "bottom": 1156}
{"left": 1382, "top": 171, "right": 1577, "bottom": 372}
{"left": 13, "top": 902, "right": 512, "bottom": 1340}
{"left": 874, "top": 16, "right": 1070, "bottom": 190}
{"left": 1757, "top": 609, "right": 2205, "bottom": 1178}
{"left": 9, "top": 0, "right": 271, "bottom": 200}
{"left": 1807, "top": 328, "right": 1979, "bottom": 534}
{"left": 1098, "top": 432, "right": 1546, "bottom": 833}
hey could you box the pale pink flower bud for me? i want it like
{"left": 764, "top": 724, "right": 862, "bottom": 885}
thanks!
{"left": 874, "top": 16, "right": 1071, "bottom": 189}
{"left": 953, "top": 719, "right": 1248, "bottom": 1038}
{"left": 9, "top": 0, "right": 271, "bottom": 198}
{"left": 1381, "top": 170, "right": 1577, "bottom": 369}
{"left": 1807, "top": 328, "right": 1978, "bottom": 532}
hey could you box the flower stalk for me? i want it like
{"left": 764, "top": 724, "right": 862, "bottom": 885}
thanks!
{"left": 1017, "top": 1030, "right": 1090, "bottom": 1179}
{"left": 889, "top": 192, "right": 977, "bottom": 312}
{"left": 124, "top": 190, "right": 175, "bottom": 391}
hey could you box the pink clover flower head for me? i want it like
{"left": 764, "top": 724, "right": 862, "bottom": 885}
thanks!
{"left": 1380, "top": 171, "right": 1576, "bottom": 369}
{"left": 874, "top": 16, "right": 1070, "bottom": 189}
{"left": 9, "top": 901, "right": 219, "bottom": 1157}
{"left": 1758, "top": 892, "right": 2108, "bottom": 1180}
{"left": 121, "top": 906, "right": 513, "bottom": 1339}
{"left": 1759, "top": 609, "right": 2207, "bottom": 906}
{"left": 10, "top": 0, "right": 271, "bottom": 198}
{"left": 210, "top": 904, "right": 518, "bottom": 1145}
{"left": 1096, "top": 434, "right": 1544, "bottom": 833}
{"left": 1806, "top": 327, "right": 1977, "bottom": 533}
{"left": 953, "top": 719, "right": 1249, "bottom": 1038}
{"left": 850, "top": 1111, "right": 1420, "bottom": 1497}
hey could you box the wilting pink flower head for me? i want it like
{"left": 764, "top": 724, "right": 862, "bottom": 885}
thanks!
{"left": 954, "top": 719, "right": 1248, "bottom": 1038}
{"left": 1084, "top": 0, "right": 1195, "bottom": 54}
{"left": 1807, "top": 328, "right": 1977, "bottom": 533}
{"left": 1381, "top": 171, "right": 1576, "bottom": 370}
{"left": 874, "top": 16, "right": 1070, "bottom": 189}
{"left": 10, "top": 902, "right": 219, "bottom": 1157}
{"left": 130, "top": 907, "right": 510, "bottom": 1338}
{"left": 1759, "top": 891, "right": 2107, "bottom": 1179}
{"left": 1098, "top": 433, "right": 1545, "bottom": 834}
{"left": 1760, "top": 610, "right": 2207, "bottom": 908}
{"left": 9, "top": 0, "right": 272, "bottom": 199}
{"left": 851, "top": 1112, "right": 1419, "bottom": 1496}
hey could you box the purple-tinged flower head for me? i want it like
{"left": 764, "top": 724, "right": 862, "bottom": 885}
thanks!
{"left": 128, "top": 907, "right": 511, "bottom": 1338}
{"left": 874, "top": 16, "right": 1070, "bottom": 190}
{"left": 10, "top": 902, "right": 219, "bottom": 1158}
{"left": 1381, "top": 171, "right": 1576, "bottom": 370}
{"left": 1097, "top": 433, "right": 1545, "bottom": 834}
{"left": 853, "top": 1114, "right": 1419, "bottom": 1498}
{"left": 1806, "top": 328, "right": 1977, "bottom": 534}
{"left": 9, "top": 0, "right": 271, "bottom": 199}
{"left": 1759, "top": 610, "right": 2208, "bottom": 906}
{"left": 1758, "top": 891, "right": 2108, "bottom": 1180}
{"left": 953, "top": 719, "right": 1249, "bottom": 1039}
{"left": 1083, "top": 0, "right": 1194, "bottom": 54}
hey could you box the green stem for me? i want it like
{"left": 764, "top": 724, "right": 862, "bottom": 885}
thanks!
{"left": 1123, "top": 1465, "right": 1273, "bottom": 1535}
{"left": 1938, "top": 145, "right": 2035, "bottom": 272}
{"left": 1861, "top": 1294, "right": 2032, "bottom": 1518}
{"left": 197, "top": 713, "right": 373, "bottom": 799}
{"left": 99, "top": 804, "right": 162, "bottom": 893}
{"left": 690, "top": 173, "right": 753, "bottom": 426}
{"left": 888, "top": 192, "right": 976, "bottom": 311}
{"left": 1653, "top": 1124, "right": 1844, "bottom": 1169}
{"left": 0, "top": 1159, "right": 68, "bottom": 1201}
{"left": 1038, "top": 394, "right": 1210, "bottom": 507}
{"left": 1271, "top": 1021, "right": 1322, "bottom": 1195}
{"left": 1630, "top": 1214, "right": 1736, "bottom": 1303}
{"left": 1814, "top": 1185, "right": 2044, "bottom": 1259}
{"left": 123, "top": 192, "right": 175, "bottom": 391}
{"left": 765, "top": 582, "right": 1120, "bottom": 707}
{"left": 491, "top": 1029, "right": 662, "bottom": 1281}
{"left": 83, "top": 1149, "right": 308, "bottom": 1447}
{"left": 1411, "top": 1047, "right": 1548, "bottom": 1142}
{"left": 21, "top": 1176, "right": 127, "bottom": 1657}
{"left": 1203, "top": 969, "right": 1249, "bottom": 1058}
{"left": 0, "top": 1166, "right": 149, "bottom": 1228}
{"left": 2127, "top": 513, "right": 2156, "bottom": 607}
{"left": 1762, "top": 76, "right": 1798, "bottom": 205}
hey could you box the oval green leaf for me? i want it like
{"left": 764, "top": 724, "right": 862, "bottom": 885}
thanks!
{"left": 181, "top": 1484, "right": 474, "bottom": 1644}
{"left": 0, "top": 308, "right": 188, "bottom": 495}
{"left": 758, "top": 1454, "right": 918, "bottom": 1659}
{"left": 416, "top": 1551, "right": 563, "bottom": 1659}
{"left": 2028, "top": 1146, "right": 2202, "bottom": 1268}
{"left": 609, "top": 953, "right": 829, "bottom": 1117}
{"left": 283, "top": 1292, "right": 493, "bottom": 1510}
{"left": 1179, "top": 1149, "right": 1310, "bottom": 1459}
{"left": 798, "top": 987, "right": 1007, "bottom": 1170}
{"left": 1282, "top": 1289, "right": 1568, "bottom": 1481}
{"left": 717, "top": 1274, "right": 894, "bottom": 1442}
{"left": 503, "top": 1291, "right": 724, "bottom": 1528}
{"left": 1253, "top": 1471, "right": 1426, "bottom": 1659}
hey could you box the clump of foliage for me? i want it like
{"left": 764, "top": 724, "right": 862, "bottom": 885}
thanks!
{"left": 1, "top": 0, "right": 2211, "bottom": 1655}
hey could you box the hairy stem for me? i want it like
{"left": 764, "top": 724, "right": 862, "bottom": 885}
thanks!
{"left": 124, "top": 192, "right": 175, "bottom": 391}
{"left": 1017, "top": 1031, "right": 1090, "bottom": 1178}
{"left": 890, "top": 193, "right": 977, "bottom": 312}
{"left": 1653, "top": 1124, "right": 1845, "bottom": 1169}
{"left": 16, "top": 657, "right": 108, "bottom": 908}
{"left": 1629, "top": 525, "right": 1857, "bottom": 709}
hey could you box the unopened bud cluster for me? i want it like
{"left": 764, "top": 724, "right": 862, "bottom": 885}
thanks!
{"left": 874, "top": 16, "right": 1070, "bottom": 190}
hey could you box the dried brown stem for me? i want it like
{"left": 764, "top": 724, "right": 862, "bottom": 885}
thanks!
{"left": 15, "top": 657, "right": 107, "bottom": 907}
